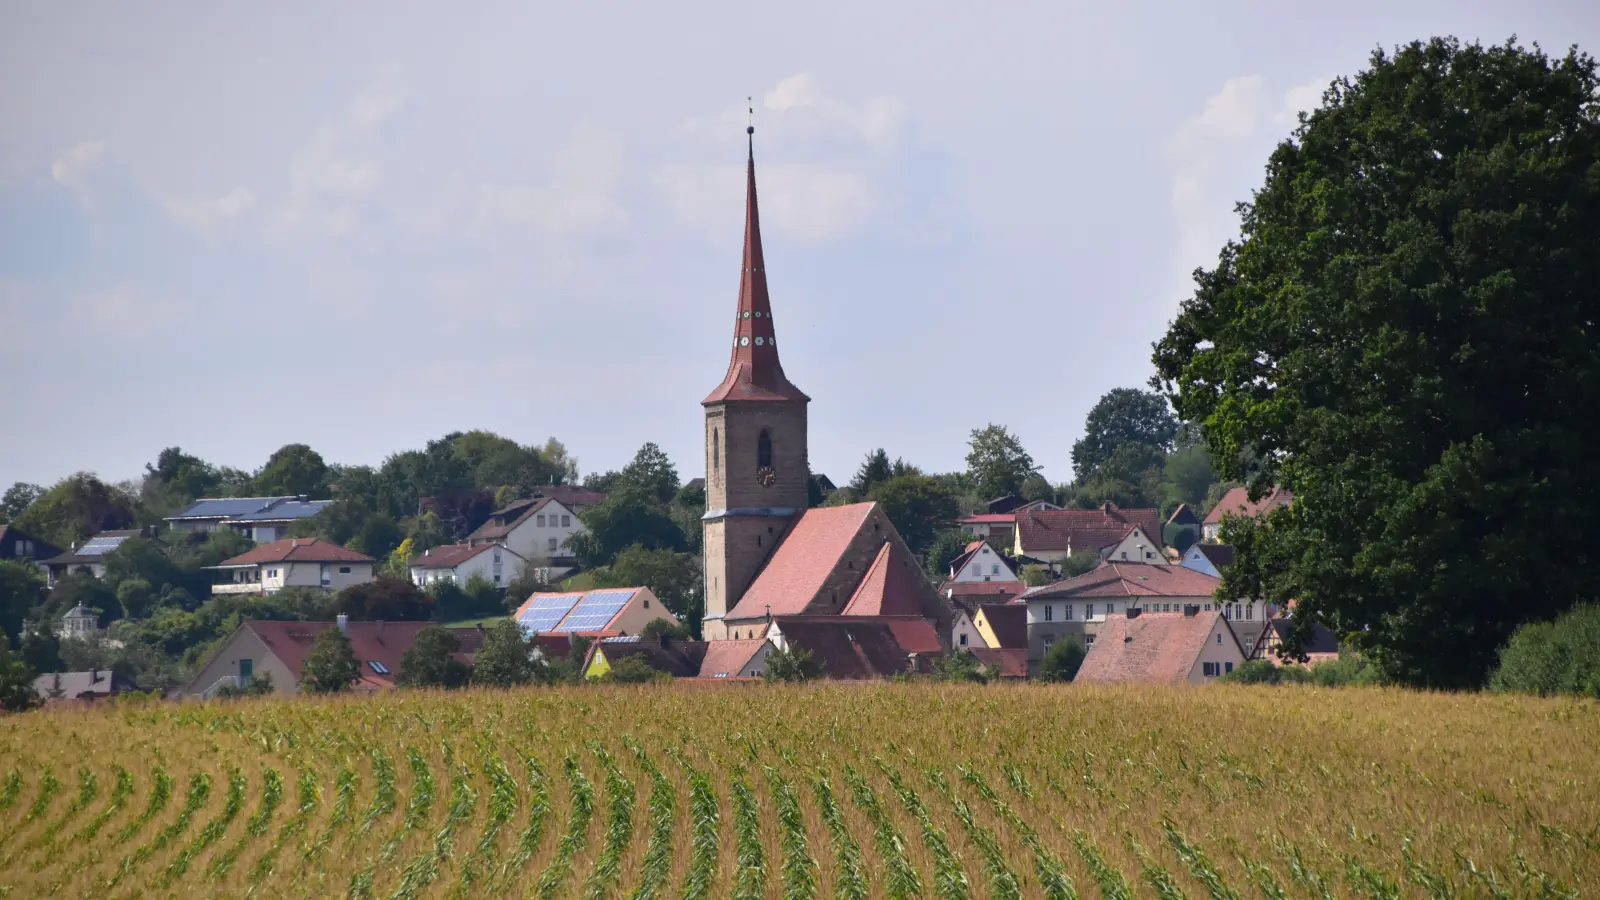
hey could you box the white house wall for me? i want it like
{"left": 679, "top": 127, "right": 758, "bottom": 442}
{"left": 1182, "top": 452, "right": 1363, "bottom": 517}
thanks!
{"left": 1187, "top": 617, "right": 1247, "bottom": 683}
{"left": 412, "top": 546, "right": 523, "bottom": 589}
{"left": 1102, "top": 527, "right": 1163, "bottom": 564}
{"left": 952, "top": 544, "right": 1016, "bottom": 583}
{"left": 500, "top": 500, "right": 585, "bottom": 562}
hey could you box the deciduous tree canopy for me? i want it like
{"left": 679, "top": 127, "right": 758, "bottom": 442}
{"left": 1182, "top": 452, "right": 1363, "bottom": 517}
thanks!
{"left": 1153, "top": 37, "right": 1600, "bottom": 688}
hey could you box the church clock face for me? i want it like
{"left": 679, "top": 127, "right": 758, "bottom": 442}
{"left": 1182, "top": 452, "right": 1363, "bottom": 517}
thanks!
{"left": 756, "top": 466, "right": 777, "bottom": 487}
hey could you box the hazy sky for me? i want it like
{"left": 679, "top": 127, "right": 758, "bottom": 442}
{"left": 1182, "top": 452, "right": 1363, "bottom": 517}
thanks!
{"left": 3, "top": 2, "right": 1596, "bottom": 489}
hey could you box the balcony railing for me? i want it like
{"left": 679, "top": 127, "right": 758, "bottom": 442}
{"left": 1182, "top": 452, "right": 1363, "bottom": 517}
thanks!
{"left": 212, "top": 582, "right": 265, "bottom": 596}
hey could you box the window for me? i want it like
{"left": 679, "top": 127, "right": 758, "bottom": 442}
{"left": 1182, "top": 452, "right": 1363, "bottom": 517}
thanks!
{"left": 1065, "top": 604, "right": 1074, "bottom": 620}
{"left": 537, "top": 514, "right": 546, "bottom": 526}
{"left": 1225, "top": 662, "right": 1234, "bottom": 674}
{"left": 1216, "top": 633, "right": 1223, "bottom": 644}
{"left": 643, "top": 599, "right": 650, "bottom": 609}
{"left": 1085, "top": 634, "right": 1096, "bottom": 646}
{"left": 1042, "top": 636, "right": 1054, "bottom": 653}
{"left": 562, "top": 515, "right": 571, "bottom": 527}
{"left": 992, "top": 564, "right": 1000, "bottom": 575}
{"left": 959, "top": 633, "right": 968, "bottom": 646}
{"left": 239, "top": 658, "right": 254, "bottom": 679}
{"left": 1145, "top": 551, "right": 1154, "bottom": 559}
{"left": 1085, "top": 603, "right": 1094, "bottom": 619}
{"left": 339, "top": 566, "right": 351, "bottom": 574}
{"left": 713, "top": 429, "right": 720, "bottom": 475}
{"left": 267, "top": 568, "right": 277, "bottom": 578}
{"left": 548, "top": 538, "right": 558, "bottom": 552}
{"left": 757, "top": 429, "right": 772, "bottom": 468}
{"left": 1203, "top": 662, "right": 1217, "bottom": 677}
{"left": 1246, "top": 604, "right": 1254, "bottom": 620}
{"left": 1120, "top": 551, "right": 1127, "bottom": 560}
{"left": 1043, "top": 604, "right": 1053, "bottom": 622}
{"left": 369, "top": 661, "right": 390, "bottom": 674}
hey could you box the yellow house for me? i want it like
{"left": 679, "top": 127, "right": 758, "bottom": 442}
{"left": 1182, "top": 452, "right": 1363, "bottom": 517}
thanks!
{"left": 583, "top": 638, "right": 709, "bottom": 680}
{"left": 972, "top": 603, "right": 1027, "bottom": 650}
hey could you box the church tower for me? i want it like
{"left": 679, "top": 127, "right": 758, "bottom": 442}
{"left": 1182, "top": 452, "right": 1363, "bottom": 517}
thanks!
{"left": 700, "top": 124, "right": 810, "bottom": 640}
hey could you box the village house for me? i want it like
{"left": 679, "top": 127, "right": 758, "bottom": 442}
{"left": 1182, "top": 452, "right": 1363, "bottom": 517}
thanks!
{"left": 409, "top": 541, "right": 527, "bottom": 589}
{"left": 180, "top": 616, "right": 487, "bottom": 697}
{"left": 512, "top": 586, "right": 677, "bottom": 638}
{"left": 1074, "top": 607, "right": 1248, "bottom": 685}
{"left": 697, "top": 638, "right": 772, "bottom": 679}
{"left": 1011, "top": 504, "right": 1163, "bottom": 568}
{"left": 57, "top": 603, "right": 101, "bottom": 640}
{"left": 1202, "top": 486, "right": 1292, "bottom": 543}
{"left": 1019, "top": 561, "right": 1226, "bottom": 671}
{"left": 765, "top": 618, "right": 936, "bottom": 679}
{"left": 1179, "top": 543, "right": 1234, "bottom": 578}
{"left": 968, "top": 647, "right": 1029, "bottom": 679}
{"left": 31, "top": 668, "right": 125, "bottom": 701}
{"left": 972, "top": 603, "right": 1028, "bottom": 652}
{"left": 0, "top": 524, "right": 61, "bottom": 566}
{"left": 957, "top": 512, "right": 1018, "bottom": 545}
{"left": 949, "top": 602, "right": 987, "bottom": 650}
{"left": 165, "top": 496, "right": 331, "bottom": 541}
{"left": 465, "top": 496, "right": 583, "bottom": 581}
{"left": 39, "top": 529, "right": 142, "bottom": 586}
{"left": 208, "top": 537, "right": 375, "bottom": 596}
{"left": 583, "top": 636, "right": 710, "bottom": 680}
{"left": 1251, "top": 617, "right": 1341, "bottom": 665}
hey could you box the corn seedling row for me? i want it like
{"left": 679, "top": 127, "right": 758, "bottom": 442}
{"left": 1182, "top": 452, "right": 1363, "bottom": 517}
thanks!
{"left": 627, "top": 749, "right": 676, "bottom": 900}
{"left": 678, "top": 755, "right": 721, "bottom": 900}
{"left": 154, "top": 767, "right": 246, "bottom": 888}
{"left": 843, "top": 764, "right": 922, "bottom": 900}
{"left": 1160, "top": 820, "right": 1238, "bottom": 900}
{"left": 249, "top": 766, "right": 320, "bottom": 884}
{"left": 881, "top": 763, "right": 968, "bottom": 900}
{"left": 534, "top": 756, "right": 595, "bottom": 900}
{"left": 457, "top": 755, "right": 516, "bottom": 890}
{"left": 306, "top": 766, "right": 358, "bottom": 867}
{"left": 764, "top": 764, "right": 819, "bottom": 900}
{"left": 491, "top": 756, "right": 550, "bottom": 896}
{"left": 110, "top": 771, "right": 211, "bottom": 887}
{"left": 1071, "top": 830, "right": 1132, "bottom": 900}
{"left": 812, "top": 774, "right": 870, "bottom": 900}
{"left": 957, "top": 766, "right": 1076, "bottom": 900}
{"left": 210, "top": 766, "right": 282, "bottom": 880}
{"left": 581, "top": 746, "right": 636, "bottom": 900}
{"left": 728, "top": 770, "right": 767, "bottom": 900}
{"left": 389, "top": 760, "right": 476, "bottom": 900}
{"left": 113, "top": 766, "right": 172, "bottom": 846}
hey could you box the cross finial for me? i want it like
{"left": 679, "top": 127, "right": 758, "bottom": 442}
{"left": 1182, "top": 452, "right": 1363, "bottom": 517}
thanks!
{"left": 747, "top": 96, "right": 755, "bottom": 157}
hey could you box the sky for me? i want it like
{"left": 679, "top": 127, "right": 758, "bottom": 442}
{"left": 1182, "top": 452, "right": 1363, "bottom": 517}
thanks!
{"left": 2, "top": 1, "right": 1597, "bottom": 490}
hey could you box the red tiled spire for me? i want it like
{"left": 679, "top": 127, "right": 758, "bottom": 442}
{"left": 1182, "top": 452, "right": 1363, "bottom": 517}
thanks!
{"left": 703, "top": 128, "right": 809, "bottom": 404}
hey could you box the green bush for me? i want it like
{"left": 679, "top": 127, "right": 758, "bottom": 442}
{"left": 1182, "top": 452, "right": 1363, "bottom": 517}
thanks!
{"left": 1220, "top": 653, "right": 1380, "bottom": 687}
{"left": 1490, "top": 604, "right": 1600, "bottom": 698}
{"left": 1038, "top": 638, "right": 1086, "bottom": 682}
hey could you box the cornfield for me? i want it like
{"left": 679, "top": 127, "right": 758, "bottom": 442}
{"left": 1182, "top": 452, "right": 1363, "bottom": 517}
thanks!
{"left": 0, "top": 684, "right": 1595, "bottom": 898}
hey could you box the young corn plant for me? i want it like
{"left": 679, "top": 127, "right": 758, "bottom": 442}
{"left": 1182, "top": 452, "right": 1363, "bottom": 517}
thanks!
{"left": 812, "top": 774, "right": 870, "bottom": 900}
{"left": 1070, "top": 830, "right": 1132, "bottom": 900}
{"left": 880, "top": 763, "right": 968, "bottom": 900}
{"left": 153, "top": 767, "right": 245, "bottom": 888}
{"left": 304, "top": 767, "right": 357, "bottom": 867}
{"left": 843, "top": 764, "right": 923, "bottom": 900}
{"left": 581, "top": 746, "right": 636, "bottom": 900}
{"left": 534, "top": 755, "right": 595, "bottom": 900}
{"left": 249, "top": 767, "right": 320, "bottom": 883}
{"left": 113, "top": 766, "right": 173, "bottom": 846}
{"left": 389, "top": 760, "right": 476, "bottom": 900}
{"left": 957, "top": 765, "right": 1077, "bottom": 900}
{"left": 20, "top": 767, "right": 97, "bottom": 859}
{"left": 925, "top": 769, "right": 1018, "bottom": 900}
{"left": 210, "top": 766, "right": 283, "bottom": 879}
{"left": 626, "top": 749, "right": 675, "bottom": 900}
{"left": 0, "top": 769, "right": 21, "bottom": 811}
{"left": 110, "top": 771, "right": 211, "bottom": 887}
{"left": 1272, "top": 837, "right": 1336, "bottom": 900}
{"left": 764, "top": 764, "right": 819, "bottom": 900}
{"left": 1129, "top": 835, "right": 1189, "bottom": 900}
{"left": 729, "top": 770, "right": 768, "bottom": 900}
{"left": 356, "top": 748, "right": 398, "bottom": 841}
{"left": 458, "top": 755, "right": 517, "bottom": 889}
{"left": 74, "top": 766, "right": 132, "bottom": 843}
{"left": 1161, "top": 820, "right": 1239, "bottom": 900}
{"left": 1236, "top": 856, "right": 1289, "bottom": 900}
{"left": 678, "top": 756, "right": 721, "bottom": 900}
{"left": 491, "top": 756, "right": 551, "bottom": 897}
{"left": 2, "top": 767, "right": 62, "bottom": 855}
{"left": 1344, "top": 854, "right": 1402, "bottom": 900}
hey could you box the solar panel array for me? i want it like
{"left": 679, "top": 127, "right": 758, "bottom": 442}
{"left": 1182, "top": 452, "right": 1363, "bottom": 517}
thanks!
{"left": 173, "top": 497, "right": 279, "bottom": 519}
{"left": 554, "top": 589, "right": 636, "bottom": 633}
{"left": 232, "top": 500, "right": 332, "bottom": 521}
{"left": 76, "top": 535, "right": 129, "bottom": 557}
{"left": 517, "top": 594, "right": 582, "bottom": 634}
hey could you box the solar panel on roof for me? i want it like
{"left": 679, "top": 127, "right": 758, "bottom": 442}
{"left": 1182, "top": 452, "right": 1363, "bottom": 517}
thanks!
{"left": 173, "top": 498, "right": 277, "bottom": 518}
{"left": 554, "top": 589, "right": 634, "bottom": 632}
{"left": 76, "top": 536, "right": 129, "bottom": 557}
{"left": 517, "top": 594, "right": 581, "bottom": 634}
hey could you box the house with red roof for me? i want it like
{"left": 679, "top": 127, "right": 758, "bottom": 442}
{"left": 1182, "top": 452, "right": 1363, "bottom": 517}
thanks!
{"left": 1018, "top": 561, "right": 1228, "bottom": 672}
{"left": 208, "top": 537, "right": 375, "bottom": 596}
{"left": 465, "top": 496, "right": 583, "bottom": 580}
{"left": 1011, "top": 504, "right": 1164, "bottom": 569}
{"left": 1202, "top": 486, "right": 1292, "bottom": 543}
{"left": 1075, "top": 607, "right": 1246, "bottom": 685}
{"left": 408, "top": 542, "right": 528, "bottom": 590}
{"left": 511, "top": 586, "right": 678, "bottom": 638}
{"left": 179, "top": 616, "right": 498, "bottom": 697}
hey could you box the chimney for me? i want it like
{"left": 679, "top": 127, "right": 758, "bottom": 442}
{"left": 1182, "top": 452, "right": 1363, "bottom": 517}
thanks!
{"left": 336, "top": 614, "right": 349, "bottom": 635}
{"left": 1126, "top": 607, "right": 1141, "bottom": 619}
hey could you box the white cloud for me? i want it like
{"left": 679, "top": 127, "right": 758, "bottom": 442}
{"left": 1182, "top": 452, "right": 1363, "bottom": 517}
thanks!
{"left": 1166, "top": 75, "right": 1269, "bottom": 304}
{"left": 350, "top": 86, "right": 406, "bottom": 128}
{"left": 681, "top": 74, "right": 906, "bottom": 154}
{"left": 1277, "top": 74, "right": 1335, "bottom": 126}
{"left": 475, "top": 124, "right": 625, "bottom": 236}
{"left": 50, "top": 139, "right": 106, "bottom": 186}
{"left": 764, "top": 73, "right": 821, "bottom": 111}
{"left": 164, "top": 187, "right": 259, "bottom": 232}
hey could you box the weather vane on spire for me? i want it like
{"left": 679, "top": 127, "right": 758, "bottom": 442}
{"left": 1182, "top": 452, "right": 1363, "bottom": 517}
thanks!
{"left": 747, "top": 96, "right": 754, "bottom": 135}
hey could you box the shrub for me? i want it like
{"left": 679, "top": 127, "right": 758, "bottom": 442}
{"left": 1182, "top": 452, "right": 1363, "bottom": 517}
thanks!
{"left": 396, "top": 626, "right": 469, "bottom": 689}
{"left": 933, "top": 651, "right": 989, "bottom": 683}
{"left": 1490, "top": 604, "right": 1600, "bottom": 698}
{"left": 1020, "top": 565, "right": 1051, "bottom": 587}
{"left": 764, "top": 647, "right": 823, "bottom": 683}
{"left": 300, "top": 629, "right": 359, "bottom": 693}
{"left": 1038, "top": 638, "right": 1086, "bottom": 682}
{"left": 603, "top": 655, "right": 663, "bottom": 684}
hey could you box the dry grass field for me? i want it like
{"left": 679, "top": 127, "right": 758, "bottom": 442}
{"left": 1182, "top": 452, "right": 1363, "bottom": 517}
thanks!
{"left": 0, "top": 683, "right": 1594, "bottom": 899}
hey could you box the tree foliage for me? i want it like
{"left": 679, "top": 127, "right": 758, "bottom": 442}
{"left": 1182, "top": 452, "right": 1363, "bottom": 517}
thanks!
{"left": 965, "top": 424, "right": 1039, "bottom": 501}
{"left": 1039, "top": 638, "right": 1086, "bottom": 682}
{"left": 866, "top": 474, "right": 960, "bottom": 559}
{"left": 591, "top": 545, "right": 701, "bottom": 637}
{"left": 472, "top": 618, "right": 546, "bottom": 687}
{"left": 0, "top": 483, "right": 43, "bottom": 524}
{"left": 1071, "top": 389, "right": 1178, "bottom": 483}
{"left": 252, "top": 443, "right": 332, "bottom": 499}
{"left": 396, "top": 625, "right": 470, "bottom": 689}
{"left": 300, "top": 628, "right": 360, "bottom": 693}
{"left": 0, "top": 560, "right": 47, "bottom": 644}
{"left": 0, "top": 641, "right": 38, "bottom": 712}
{"left": 1153, "top": 37, "right": 1600, "bottom": 688}
{"left": 763, "top": 646, "right": 823, "bottom": 683}
{"left": 335, "top": 577, "right": 434, "bottom": 621}
{"left": 567, "top": 491, "right": 688, "bottom": 569}
{"left": 14, "top": 473, "right": 139, "bottom": 549}
{"left": 1490, "top": 604, "right": 1600, "bottom": 698}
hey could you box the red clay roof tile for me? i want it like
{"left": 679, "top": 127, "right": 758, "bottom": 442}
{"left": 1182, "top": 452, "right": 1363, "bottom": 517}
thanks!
{"left": 1075, "top": 611, "right": 1240, "bottom": 684}
{"left": 1202, "top": 487, "right": 1292, "bottom": 525}
{"left": 727, "top": 503, "right": 876, "bottom": 619}
{"left": 220, "top": 538, "right": 374, "bottom": 566}
{"left": 1022, "top": 561, "right": 1221, "bottom": 600}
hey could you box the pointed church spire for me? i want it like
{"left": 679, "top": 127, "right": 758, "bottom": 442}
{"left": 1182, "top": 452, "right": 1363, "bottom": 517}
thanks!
{"left": 704, "top": 111, "right": 809, "bottom": 404}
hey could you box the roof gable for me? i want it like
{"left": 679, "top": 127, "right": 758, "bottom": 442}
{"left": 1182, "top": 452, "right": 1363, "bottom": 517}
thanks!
{"left": 1023, "top": 561, "right": 1220, "bottom": 600}
{"left": 1076, "top": 611, "right": 1238, "bottom": 684}
{"left": 841, "top": 541, "right": 928, "bottom": 617}
{"left": 728, "top": 503, "right": 876, "bottom": 619}
{"left": 410, "top": 542, "right": 523, "bottom": 570}
{"left": 697, "top": 639, "right": 770, "bottom": 678}
{"left": 237, "top": 620, "right": 484, "bottom": 691}
{"left": 219, "top": 538, "right": 375, "bottom": 566}
{"left": 976, "top": 603, "right": 1028, "bottom": 649}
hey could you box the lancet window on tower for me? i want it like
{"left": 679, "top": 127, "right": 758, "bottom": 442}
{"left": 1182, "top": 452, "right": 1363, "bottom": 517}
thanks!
{"left": 713, "top": 429, "right": 720, "bottom": 477}
{"left": 758, "top": 429, "right": 773, "bottom": 468}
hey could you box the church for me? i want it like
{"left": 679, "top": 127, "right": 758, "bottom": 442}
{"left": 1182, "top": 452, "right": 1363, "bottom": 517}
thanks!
{"left": 699, "top": 126, "right": 954, "bottom": 650}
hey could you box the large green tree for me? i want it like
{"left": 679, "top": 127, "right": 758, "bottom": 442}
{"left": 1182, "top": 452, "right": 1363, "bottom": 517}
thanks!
{"left": 565, "top": 490, "right": 688, "bottom": 569}
{"left": 1153, "top": 38, "right": 1600, "bottom": 688}
{"left": 616, "top": 442, "right": 681, "bottom": 505}
{"left": 397, "top": 626, "right": 470, "bottom": 689}
{"left": 0, "top": 483, "right": 42, "bottom": 524}
{"left": 300, "top": 627, "right": 360, "bottom": 693}
{"left": 472, "top": 619, "right": 544, "bottom": 687}
{"left": 965, "top": 424, "right": 1039, "bottom": 501}
{"left": 1071, "top": 389, "right": 1178, "bottom": 483}
{"left": 14, "top": 473, "right": 139, "bottom": 549}
{"left": 252, "top": 444, "right": 332, "bottom": 498}
{"left": 0, "top": 560, "right": 47, "bottom": 644}
{"left": 867, "top": 474, "right": 961, "bottom": 558}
